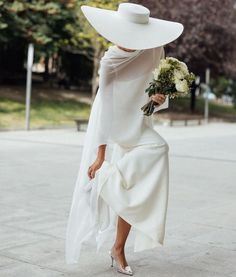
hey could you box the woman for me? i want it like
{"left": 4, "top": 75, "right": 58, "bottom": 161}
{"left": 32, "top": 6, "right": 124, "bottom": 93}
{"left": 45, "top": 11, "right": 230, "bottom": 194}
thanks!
{"left": 65, "top": 3, "right": 184, "bottom": 276}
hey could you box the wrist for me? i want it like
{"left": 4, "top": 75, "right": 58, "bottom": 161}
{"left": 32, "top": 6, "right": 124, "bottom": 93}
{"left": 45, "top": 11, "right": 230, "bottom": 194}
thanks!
{"left": 96, "top": 156, "right": 104, "bottom": 163}
{"left": 152, "top": 100, "right": 159, "bottom": 106}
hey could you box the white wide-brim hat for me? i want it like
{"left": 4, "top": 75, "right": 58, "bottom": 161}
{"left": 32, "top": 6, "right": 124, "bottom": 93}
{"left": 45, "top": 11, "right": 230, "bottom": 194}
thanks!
{"left": 81, "top": 3, "right": 184, "bottom": 50}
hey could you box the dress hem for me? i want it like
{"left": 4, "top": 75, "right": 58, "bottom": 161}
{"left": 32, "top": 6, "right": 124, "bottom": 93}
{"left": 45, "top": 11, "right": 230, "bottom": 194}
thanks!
{"left": 97, "top": 160, "right": 167, "bottom": 253}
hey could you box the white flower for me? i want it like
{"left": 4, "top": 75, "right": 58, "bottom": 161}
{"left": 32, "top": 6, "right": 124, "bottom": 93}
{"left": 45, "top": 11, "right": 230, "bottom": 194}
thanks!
{"left": 166, "top": 57, "right": 178, "bottom": 63}
{"left": 174, "top": 69, "right": 185, "bottom": 82}
{"left": 175, "top": 79, "right": 188, "bottom": 93}
{"left": 152, "top": 68, "right": 160, "bottom": 80}
{"left": 178, "top": 62, "right": 189, "bottom": 75}
{"left": 159, "top": 59, "right": 171, "bottom": 70}
{"left": 153, "top": 58, "right": 171, "bottom": 80}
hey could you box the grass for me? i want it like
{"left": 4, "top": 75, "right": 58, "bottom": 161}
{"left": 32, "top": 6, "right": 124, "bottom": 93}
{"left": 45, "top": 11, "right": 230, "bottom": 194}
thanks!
{"left": 0, "top": 97, "right": 91, "bottom": 129}
{"left": 0, "top": 86, "right": 236, "bottom": 130}
{"left": 170, "top": 96, "right": 236, "bottom": 117}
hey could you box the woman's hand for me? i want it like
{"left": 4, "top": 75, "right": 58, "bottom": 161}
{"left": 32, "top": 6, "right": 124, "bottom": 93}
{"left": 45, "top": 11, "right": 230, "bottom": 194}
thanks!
{"left": 88, "top": 144, "right": 107, "bottom": 180}
{"left": 88, "top": 157, "right": 104, "bottom": 179}
{"left": 151, "top": 93, "right": 166, "bottom": 106}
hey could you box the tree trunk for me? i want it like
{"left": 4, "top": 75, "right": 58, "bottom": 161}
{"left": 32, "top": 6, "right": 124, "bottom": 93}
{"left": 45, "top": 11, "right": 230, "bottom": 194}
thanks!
{"left": 91, "top": 46, "right": 103, "bottom": 102}
{"left": 190, "top": 84, "right": 197, "bottom": 113}
{"left": 44, "top": 55, "right": 49, "bottom": 83}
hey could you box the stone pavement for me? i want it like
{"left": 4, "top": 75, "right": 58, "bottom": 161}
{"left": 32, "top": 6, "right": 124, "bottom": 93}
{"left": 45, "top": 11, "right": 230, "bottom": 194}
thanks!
{"left": 0, "top": 122, "right": 236, "bottom": 277}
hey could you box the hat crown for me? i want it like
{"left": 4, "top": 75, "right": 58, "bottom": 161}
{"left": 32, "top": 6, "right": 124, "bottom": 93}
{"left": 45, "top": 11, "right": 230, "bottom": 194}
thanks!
{"left": 117, "top": 3, "right": 150, "bottom": 24}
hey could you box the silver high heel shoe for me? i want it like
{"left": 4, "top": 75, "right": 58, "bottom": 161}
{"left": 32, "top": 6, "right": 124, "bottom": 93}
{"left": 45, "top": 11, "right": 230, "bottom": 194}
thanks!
{"left": 109, "top": 249, "right": 133, "bottom": 276}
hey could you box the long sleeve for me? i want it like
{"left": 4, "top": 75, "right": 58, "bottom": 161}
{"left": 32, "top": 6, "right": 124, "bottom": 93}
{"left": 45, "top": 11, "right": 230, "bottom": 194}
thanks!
{"left": 153, "top": 47, "right": 169, "bottom": 113}
{"left": 95, "top": 56, "right": 114, "bottom": 147}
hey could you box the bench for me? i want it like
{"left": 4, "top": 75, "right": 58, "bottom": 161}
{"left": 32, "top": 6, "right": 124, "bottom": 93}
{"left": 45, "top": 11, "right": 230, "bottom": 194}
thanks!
{"left": 74, "top": 119, "right": 89, "bottom": 131}
{"left": 169, "top": 116, "right": 203, "bottom": 126}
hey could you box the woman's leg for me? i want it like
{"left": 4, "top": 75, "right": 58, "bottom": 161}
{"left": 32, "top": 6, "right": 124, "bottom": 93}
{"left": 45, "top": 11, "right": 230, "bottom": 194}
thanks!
{"left": 112, "top": 216, "right": 131, "bottom": 267}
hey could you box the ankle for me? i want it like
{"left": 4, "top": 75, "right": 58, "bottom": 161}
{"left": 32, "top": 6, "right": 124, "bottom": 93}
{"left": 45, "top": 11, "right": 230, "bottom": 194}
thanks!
{"left": 112, "top": 244, "right": 124, "bottom": 254}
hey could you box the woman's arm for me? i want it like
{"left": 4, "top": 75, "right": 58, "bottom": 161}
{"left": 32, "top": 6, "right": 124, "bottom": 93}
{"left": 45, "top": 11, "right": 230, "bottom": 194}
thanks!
{"left": 88, "top": 144, "right": 107, "bottom": 179}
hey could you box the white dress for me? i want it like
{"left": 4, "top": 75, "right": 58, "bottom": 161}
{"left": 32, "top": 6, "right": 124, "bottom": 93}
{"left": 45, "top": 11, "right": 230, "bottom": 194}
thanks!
{"left": 65, "top": 45, "right": 169, "bottom": 264}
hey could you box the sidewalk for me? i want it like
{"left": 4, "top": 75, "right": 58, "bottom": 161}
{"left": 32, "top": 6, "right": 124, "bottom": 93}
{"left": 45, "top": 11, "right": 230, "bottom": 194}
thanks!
{"left": 0, "top": 122, "right": 236, "bottom": 276}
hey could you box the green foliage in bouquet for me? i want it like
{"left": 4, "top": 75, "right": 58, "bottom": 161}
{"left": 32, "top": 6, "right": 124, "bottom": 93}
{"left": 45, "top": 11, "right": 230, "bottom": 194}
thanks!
{"left": 141, "top": 57, "right": 195, "bottom": 116}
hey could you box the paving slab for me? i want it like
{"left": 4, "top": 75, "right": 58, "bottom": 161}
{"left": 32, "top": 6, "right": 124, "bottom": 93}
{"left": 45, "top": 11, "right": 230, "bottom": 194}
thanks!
{"left": 0, "top": 259, "right": 66, "bottom": 277}
{"left": 171, "top": 245, "right": 236, "bottom": 275}
{"left": 0, "top": 122, "right": 235, "bottom": 276}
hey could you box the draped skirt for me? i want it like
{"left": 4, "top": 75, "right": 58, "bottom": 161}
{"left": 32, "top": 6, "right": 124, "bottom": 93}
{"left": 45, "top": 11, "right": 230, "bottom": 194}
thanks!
{"left": 65, "top": 139, "right": 169, "bottom": 264}
{"left": 97, "top": 140, "right": 169, "bottom": 251}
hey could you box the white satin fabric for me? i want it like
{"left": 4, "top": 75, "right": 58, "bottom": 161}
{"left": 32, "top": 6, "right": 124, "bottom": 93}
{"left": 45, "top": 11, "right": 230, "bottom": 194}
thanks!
{"left": 65, "top": 45, "right": 169, "bottom": 264}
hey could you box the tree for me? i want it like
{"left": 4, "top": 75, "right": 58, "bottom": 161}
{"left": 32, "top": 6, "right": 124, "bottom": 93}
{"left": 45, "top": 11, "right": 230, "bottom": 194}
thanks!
{"left": 0, "top": 1, "right": 81, "bottom": 51}
{"left": 0, "top": 0, "right": 82, "bottom": 81}
{"left": 132, "top": 0, "right": 236, "bottom": 79}
{"left": 0, "top": 0, "right": 125, "bottom": 95}
{"left": 76, "top": 0, "right": 125, "bottom": 100}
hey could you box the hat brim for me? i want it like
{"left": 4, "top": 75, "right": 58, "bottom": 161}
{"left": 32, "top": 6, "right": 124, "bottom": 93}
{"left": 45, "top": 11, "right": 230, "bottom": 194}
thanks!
{"left": 81, "top": 5, "right": 184, "bottom": 50}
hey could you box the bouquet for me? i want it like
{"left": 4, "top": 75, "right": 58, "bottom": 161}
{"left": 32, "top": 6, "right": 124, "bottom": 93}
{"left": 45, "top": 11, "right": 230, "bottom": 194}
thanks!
{"left": 141, "top": 57, "right": 195, "bottom": 116}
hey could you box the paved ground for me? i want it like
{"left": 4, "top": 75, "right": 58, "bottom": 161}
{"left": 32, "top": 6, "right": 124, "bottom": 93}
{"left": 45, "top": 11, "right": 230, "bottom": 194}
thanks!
{"left": 0, "top": 122, "right": 236, "bottom": 277}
